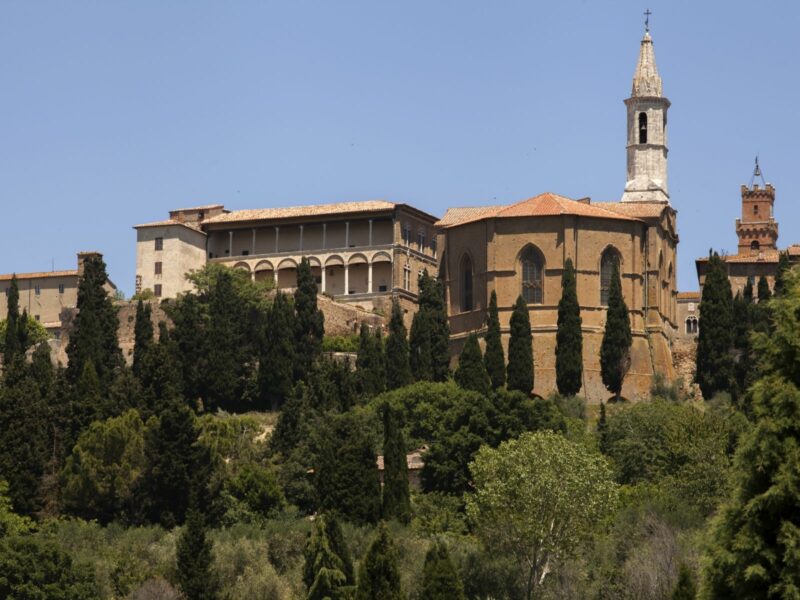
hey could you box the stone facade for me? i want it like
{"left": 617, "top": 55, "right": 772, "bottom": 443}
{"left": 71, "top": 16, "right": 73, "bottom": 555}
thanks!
{"left": 0, "top": 252, "right": 117, "bottom": 338}
{"left": 135, "top": 200, "right": 438, "bottom": 316}
{"left": 436, "top": 29, "right": 678, "bottom": 404}
{"left": 695, "top": 179, "right": 800, "bottom": 297}
{"left": 676, "top": 291, "right": 700, "bottom": 339}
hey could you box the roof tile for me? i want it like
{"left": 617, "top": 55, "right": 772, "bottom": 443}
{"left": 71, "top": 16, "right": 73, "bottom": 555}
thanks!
{"left": 203, "top": 200, "right": 398, "bottom": 224}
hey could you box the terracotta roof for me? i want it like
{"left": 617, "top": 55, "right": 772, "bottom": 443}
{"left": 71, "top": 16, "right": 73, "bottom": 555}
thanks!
{"left": 677, "top": 291, "right": 700, "bottom": 300}
{"left": 170, "top": 203, "right": 224, "bottom": 212}
{"left": 0, "top": 270, "right": 78, "bottom": 282}
{"left": 435, "top": 205, "right": 504, "bottom": 228}
{"left": 697, "top": 250, "right": 781, "bottom": 264}
{"left": 202, "top": 200, "right": 399, "bottom": 224}
{"left": 788, "top": 245, "right": 800, "bottom": 256}
{"left": 594, "top": 201, "right": 669, "bottom": 218}
{"left": 134, "top": 219, "right": 205, "bottom": 233}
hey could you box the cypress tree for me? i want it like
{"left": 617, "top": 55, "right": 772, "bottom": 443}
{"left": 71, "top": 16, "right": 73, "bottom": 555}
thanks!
{"left": 355, "top": 523, "right": 405, "bottom": 600}
{"left": 381, "top": 404, "right": 410, "bottom": 524}
{"left": 258, "top": 291, "right": 296, "bottom": 409}
{"left": 773, "top": 251, "right": 790, "bottom": 297}
{"left": 314, "top": 411, "right": 381, "bottom": 525}
{"left": 3, "top": 275, "right": 20, "bottom": 366}
{"left": 600, "top": 261, "right": 632, "bottom": 401}
{"left": 483, "top": 290, "right": 505, "bottom": 389}
{"left": 731, "top": 291, "right": 753, "bottom": 404}
{"left": 409, "top": 273, "right": 450, "bottom": 382}
{"left": 454, "top": 332, "right": 490, "bottom": 396}
{"left": 303, "top": 516, "right": 349, "bottom": 597}
{"left": 176, "top": 497, "right": 219, "bottom": 600}
{"left": 695, "top": 252, "right": 734, "bottom": 400}
{"left": 72, "top": 360, "right": 103, "bottom": 437}
{"left": 137, "top": 323, "right": 183, "bottom": 418}
{"left": 421, "top": 541, "right": 465, "bottom": 600}
{"left": 597, "top": 401, "right": 609, "bottom": 454}
{"left": 385, "top": 299, "right": 412, "bottom": 390}
{"left": 325, "top": 514, "right": 355, "bottom": 585}
{"left": 672, "top": 564, "right": 696, "bottom": 600}
{"left": 356, "top": 323, "right": 386, "bottom": 398}
{"left": 29, "top": 342, "right": 54, "bottom": 398}
{"left": 132, "top": 300, "right": 153, "bottom": 379}
{"left": 742, "top": 279, "right": 754, "bottom": 304}
{"left": 66, "top": 255, "right": 122, "bottom": 391}
{"left": 506, "top": 295, "right": 533, "bottom": 394}
{"left": 555, "top": 257, "right": 583, "bottom": 397}
{"left": 757, "top": 275, "right": 771, "bottom": 302}
{"left": 294, "top": 257, "right": 325, "bottom": 380}
{"left": 170, "top": 293, "right": 207, "bottom": 406}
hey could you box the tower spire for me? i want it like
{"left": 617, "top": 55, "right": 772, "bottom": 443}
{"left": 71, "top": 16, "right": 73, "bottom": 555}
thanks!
{"left": 622, "top": 25, "right": 671, "bottom": 203}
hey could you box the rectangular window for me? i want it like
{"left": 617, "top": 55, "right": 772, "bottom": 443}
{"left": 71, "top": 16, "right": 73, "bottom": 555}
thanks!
{"left": 431, "top": 237, "right": 437, "bottom": 258}
{"left": 154, "top": 262, "right": 162, "bottom": 275}
{"left": 58, "top": 283, "right": 65, "bottom": 294}
{"left": 34, "top": 314, "right": 40, "bottom": 321}
{"left": 155, "top": 237, "right": 163, "bottom": 251}
{"left": 34, "top": 284, "right": 41, "bottom": 295}
{"left": 418, "top": 231, "right": 425, "bottom": 250}
{"left": 154, "top": 284, "right": 162, "bottom": 298}
{"left": 403, "top": 265, "right": 411, "bottom": 290}
{"left": 242, "top": 250, "right": 250, "bottom": 256}
{"left": 402, "top": 223, "right": 411, "bottom": 246}
{"left": 54, "top": 330, "right": 61, "bottom": 340}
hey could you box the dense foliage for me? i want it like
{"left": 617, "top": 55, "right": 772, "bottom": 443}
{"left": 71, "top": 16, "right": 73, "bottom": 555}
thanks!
{"left": 600, "top": 261, "right": 632, "bottom": 400}
{"left": 695, "top": 252, "right": 734, "bottom": 399}
{"left": 556, "top": 258, "right": 583, "bottom": 397}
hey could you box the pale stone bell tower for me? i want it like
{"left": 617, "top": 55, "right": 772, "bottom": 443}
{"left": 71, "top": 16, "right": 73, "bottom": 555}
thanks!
{"left": 622, "top": 23, "right": 670, "bottom": 203}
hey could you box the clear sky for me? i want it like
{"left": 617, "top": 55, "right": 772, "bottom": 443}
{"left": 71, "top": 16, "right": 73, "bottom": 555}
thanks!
{"left": 2, "top": 1, "right": 798, "bottom": 296}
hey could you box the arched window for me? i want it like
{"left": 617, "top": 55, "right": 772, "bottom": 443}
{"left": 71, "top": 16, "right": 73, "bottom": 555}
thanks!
{"left": 460, "top": 254, "right": 473, "bottom": 312}
{"left": 685, "top": 317, "right": 698, "bottom": 335}
{"left": 750, "top": 240, "right": 760, "bottom": 251}
{"left": 520, "top": 246, "right": 544, "bottom": 304}
{"left": 638, "top": 112, "right": 648, "bottom": 144}
{"left": 600, "top": 248, "right": 621, "bottom": 306}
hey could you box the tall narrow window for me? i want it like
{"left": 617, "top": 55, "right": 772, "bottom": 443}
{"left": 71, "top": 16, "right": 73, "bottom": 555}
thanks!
{"left": 155, "top": 262, "right": 163, "bottom": 275}
{"left": 460, "top": 255, "right": 473, "bottom": 312}
{"left": 403, "top": 264, "right": 411, "bottom": 290}
{"left": 521, "top": 246, "right": 544, "bottom": 304}
{"left": 750, "top": 240, "right": 760, "bottom": 251}
{"left": 58, "top": 283, "right": 65, "bottom": 294}
{"left": 155, "top": 237, "right": 163, "bottom": 251}
{"left": 154, "top": 284, "right": 163, "bottom": 298}
{"left": 418, "top": 230, "right": 426, "bottom": 251}
{"left": 600, "top": 248, "right": 621, "bottom": 306}
{"left": 34, "top": 284, "right": 41, "bottom": 296}
{"left": 638, "top": 112, "right": 648, "bottom": 144}
{"left": 431, "top": 237, "right": 437, "bottom": 258}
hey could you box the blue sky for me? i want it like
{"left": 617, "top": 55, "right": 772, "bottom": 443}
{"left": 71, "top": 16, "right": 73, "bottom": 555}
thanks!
{"left": 2, "top": 1, "right": 797, "bottom": 295}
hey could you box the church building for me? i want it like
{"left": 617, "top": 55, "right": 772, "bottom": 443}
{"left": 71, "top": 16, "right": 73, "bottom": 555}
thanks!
{"left": 436, "top": 27, "right": 678, "bottom": 403}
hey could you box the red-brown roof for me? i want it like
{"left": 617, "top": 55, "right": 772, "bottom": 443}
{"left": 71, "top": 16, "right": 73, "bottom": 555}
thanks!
{"left": 133, "top": 219, "right": 205, "bottom": 233}
{"left": 594, "top": 201, "right": 670, "bottom": 218}
{"left": 203, "top": 200, "right": 400, "bottom": 224}
{"left": 677, "top": 291, "right": 700, "bottom": 300}
{"left": 0, "top": 270, "right": 78, "bottom": 282}
{"left": 437, "top": 193, "right": 643, "bottom": 228}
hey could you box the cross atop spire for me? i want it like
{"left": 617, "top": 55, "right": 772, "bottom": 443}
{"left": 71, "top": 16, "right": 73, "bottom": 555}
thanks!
{"left": 631, "top": 24, "right": 663, "bottom": 97}
{"left": 644, "top": 9, "right": 651, "bottom": 33}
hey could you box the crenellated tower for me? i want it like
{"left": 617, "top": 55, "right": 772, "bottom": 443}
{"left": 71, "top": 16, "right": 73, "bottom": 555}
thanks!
{"left": 622, "top": 27, "right": 671, "bottom": 203}
{"left": 736, "top": 160, "right": 778, "bottom": 255}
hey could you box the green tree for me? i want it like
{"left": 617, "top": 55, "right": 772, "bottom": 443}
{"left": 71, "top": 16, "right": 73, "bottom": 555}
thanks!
{"left": 314, "top": 411, "right": 381, "bottom": 525}
{"left": 385, "top": 299, "right": 412, "bottom": 390}
{"left": 742, "top": 278, "right": 754, "bottom": 304}
{"left": 294, "top": 257, "right": 325, "bottom": 380}
{"left": 0, "top": 536, "right": 98, "bottom": 599}
{"left": 700, "top": 272, "right": 800, "bottom": 598}
{"left": 61, "top": 409, "right": 147, "bottom": 523}
{"left": 695, "top": 252, "right": 734, "bottom": 400}
{"left": 71, "top": 360, "right": 103, "bottom": 439}
{"left": 732, "top": 291, "right": 754, "bottom": 403}
{"left": 421, "top": 541, "right": 465, "bottom": 600}
{"left": 597, "top": 401, "right": 609, "bottom": 454}
{"left": 409, "top": 273, "right": 450, "bottom": 382}
{"left": 757, "top": 275, "right": 771, "bottom": 302}
{"left": 29, "top": 341, "right": 54, "bottom": 398}
{"left": 176, "top": 499, "right": 219, "bottom": 600}
{"left": 466, "top": 431, "right": 618, "bottom": 600}
{"left": 773, "top": 251, "right": 790, "bottom": 297}
{"left": 224, "top": 462, "right": 285, "bottom": 519}
{"left": 0, "top": 480, "right": 33, "bottom": 537}
{"left": 672, "top": 564, "right": 697, "bottom": 600}
{"left": 484, "top": 290, "right": 506, "bottom": 389}
{"left": 0, "top": 375, "right": 47, "bottom": 515}
{"left": 600, "top": 261, "right": 632, "bottom": 400}
{"left": 454, "top": 332, "right": 490, "bottom": 396}
{"left": 258, "top": 291, "right": 296, "bottom": 409}
{"left": 355, "top": 522, "right": 405, "bottom": 600}
{"left": 356, "top": 323, "right": 386, "bottom": 398}
{"left": 381, "top": 404, "right": 410, "bottom": 523}
{"left": 2, "top": 275, "right": 20, "bottom": 367}
{"left": 66, "top": 254, "right": 122, "bottom": 391}
{"left": 303, "top": 515, "right": 352, "bottom": 598}
{"left": 132, "top": 300, "right": 153, "bottom": 379}
{"left": 556, "top": 258, "right": 583, "bottom": 397}
{"left": 135, "top": 402, "right": 211, "bottom": 527}
{"left": 169, "top": 292, "right": 207, "bottom": 405}
{"left": 506, "top": 296, "right": 533, "bottom": 394}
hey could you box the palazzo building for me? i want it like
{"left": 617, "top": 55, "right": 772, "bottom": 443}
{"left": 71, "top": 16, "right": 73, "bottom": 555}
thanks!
{"left": 135, "top": 200, "right": 439, "bottom": 314}
{"left": 436, "top": 28, "right": 678, "bottom": 403}
{"left": 0, "top": 252, "right": 117, "bottom": 338}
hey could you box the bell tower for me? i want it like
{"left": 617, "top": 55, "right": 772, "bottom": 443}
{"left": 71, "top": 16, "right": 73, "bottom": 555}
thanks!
{"left": 736, "top": 159, "right": 778, "bottom": 254}
{"left": 621, "top": 22, "right": 670, "bottom": 203}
